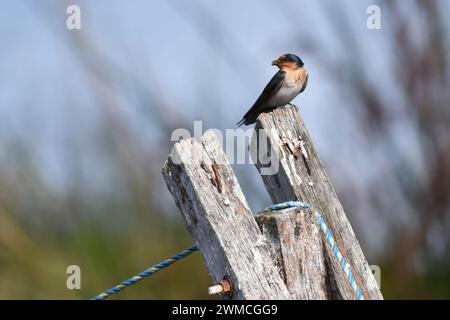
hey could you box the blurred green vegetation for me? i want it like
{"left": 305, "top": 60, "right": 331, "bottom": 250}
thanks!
{"left": 0, "top": 133, "right": 213, "bottom": 299}
{"left": 0, "top": 202, "right": 212, "bottom": 299}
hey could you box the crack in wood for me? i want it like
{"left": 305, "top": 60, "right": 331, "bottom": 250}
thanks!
{"left": 200, "top": 161, "right": 223, "bottom": 193}
{"left": 299, "top": 139, "right": 312, "bottom": 176}
{"left": 211, "top": 162, "right": 223, "bottom": 193}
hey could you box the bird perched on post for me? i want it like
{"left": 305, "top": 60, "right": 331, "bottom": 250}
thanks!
{"left": 237, "top": 53, "right": 308, "bottom": 126}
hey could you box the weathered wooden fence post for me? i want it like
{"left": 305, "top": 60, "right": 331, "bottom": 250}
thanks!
{"left": 162, "top": 105, "right": 382, "bottom": 300}
{"left": 162, "top": 131, "right": 291, "bottom": 300}
{"left": 252, "top": 105, "right": 383, "bottom": 300}
{"left": 255, "top": 207, "right": 332, "bottom": 299}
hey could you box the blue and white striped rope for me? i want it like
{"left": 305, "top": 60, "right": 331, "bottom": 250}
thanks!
{"left": 91, "top": 245, "right": 198, "bottom": 300}
{"left": 267, "top": 201, "right": 311, "bottom": 211}
{"left": 265, "top": 201, "right": 364, "bottom": 300}
{"left": 315, "top": 211, "right": 364, "bottom": 300}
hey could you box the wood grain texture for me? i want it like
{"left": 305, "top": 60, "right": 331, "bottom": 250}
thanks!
{"left": 255, "top": 207, "right": 333, "bottom": 299}
{"left": 252, "top": 105, "right": 383, "bottom": 300}
{"left": 162, "top": 131, "right": 291, "bottom": 300}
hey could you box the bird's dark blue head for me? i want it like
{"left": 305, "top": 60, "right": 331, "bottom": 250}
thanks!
{"left": 272, "top": 53, "right": 304, "bottom": 69}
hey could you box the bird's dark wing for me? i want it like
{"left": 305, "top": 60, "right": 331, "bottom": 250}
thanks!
{"left": 237, "top": 70, "right": 286, "bottom": 126}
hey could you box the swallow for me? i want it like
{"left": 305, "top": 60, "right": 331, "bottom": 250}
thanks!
{"left": 237, "top": 53, "right": 308, "bottom": 126}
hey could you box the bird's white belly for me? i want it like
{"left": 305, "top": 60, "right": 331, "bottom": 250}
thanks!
{"left": 269, "top": 85, "right": 302, "bottom": 106}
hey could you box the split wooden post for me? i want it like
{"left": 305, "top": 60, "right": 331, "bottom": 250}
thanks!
{"left": 162, "top": 131, "right": 291, "bottom": 300}
{"left": 255, "top": 207, "right": 334, "bottom": 299}
{"left": 162, "top": 106, "right": 382, "bottom": 300}
{"left": 252, "top": 105, "right": 383, "bottom": 300}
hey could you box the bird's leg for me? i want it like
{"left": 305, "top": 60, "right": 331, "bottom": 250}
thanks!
{"left": 287, "top": 102, "right": 297, "bottom": 107}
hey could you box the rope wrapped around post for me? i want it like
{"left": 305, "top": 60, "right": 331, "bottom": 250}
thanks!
{"left": 264, "top": 201, "right": 364, "bottom": 300}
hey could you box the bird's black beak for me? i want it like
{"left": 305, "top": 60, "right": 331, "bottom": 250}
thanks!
{"left": 272, "top": 60, "right": 280, "bottom": 66}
